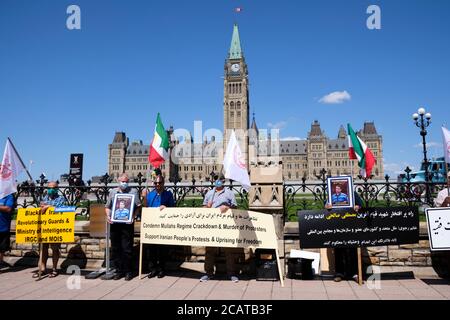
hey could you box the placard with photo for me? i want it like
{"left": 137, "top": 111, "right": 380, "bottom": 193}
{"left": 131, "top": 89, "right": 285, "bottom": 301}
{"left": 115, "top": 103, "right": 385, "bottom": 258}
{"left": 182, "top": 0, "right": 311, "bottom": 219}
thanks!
{"left": 326, "top": 176, "right": 354, "bottom": 209}
{"left": 111, "top": 193, "right": 135, "bottom": 223}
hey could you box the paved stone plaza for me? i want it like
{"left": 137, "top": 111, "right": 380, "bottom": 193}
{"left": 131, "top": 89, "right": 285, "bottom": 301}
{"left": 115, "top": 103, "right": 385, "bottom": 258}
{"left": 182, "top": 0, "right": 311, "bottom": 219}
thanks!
{"left": 1, "top": 262, "right": 449, "bottom": 300}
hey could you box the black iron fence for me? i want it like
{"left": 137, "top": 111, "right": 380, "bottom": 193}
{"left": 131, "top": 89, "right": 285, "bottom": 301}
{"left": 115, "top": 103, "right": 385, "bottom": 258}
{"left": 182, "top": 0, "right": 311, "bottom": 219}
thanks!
{"left": 14, "top": 168, "right": 448, "bottom": 222}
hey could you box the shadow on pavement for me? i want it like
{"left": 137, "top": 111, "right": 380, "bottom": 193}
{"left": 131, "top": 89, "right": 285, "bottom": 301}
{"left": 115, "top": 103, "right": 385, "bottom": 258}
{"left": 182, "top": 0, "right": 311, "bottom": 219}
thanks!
{"left": 379, "top": 271, "right": 415, "bottom": 280}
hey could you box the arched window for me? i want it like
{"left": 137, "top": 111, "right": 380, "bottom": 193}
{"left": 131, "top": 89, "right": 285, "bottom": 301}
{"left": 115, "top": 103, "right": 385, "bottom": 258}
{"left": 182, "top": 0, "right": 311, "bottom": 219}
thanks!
{"left": 230, "top": 101, "right": 235, "bottom": 109}
{"left": 237, "top": 101, "right": 241, "bottom": 109}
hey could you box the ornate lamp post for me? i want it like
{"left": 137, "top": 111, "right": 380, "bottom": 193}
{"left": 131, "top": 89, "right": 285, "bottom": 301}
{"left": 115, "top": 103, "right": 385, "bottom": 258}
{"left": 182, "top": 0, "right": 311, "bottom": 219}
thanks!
{"left": 412, "top": 107, "right": 432, "bottom": 204}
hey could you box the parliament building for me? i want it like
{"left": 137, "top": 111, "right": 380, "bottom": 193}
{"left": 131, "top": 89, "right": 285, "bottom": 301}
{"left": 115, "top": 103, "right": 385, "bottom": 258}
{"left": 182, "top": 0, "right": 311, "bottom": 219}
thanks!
{"left": 108, "top": 25, "right": 384, "bottom": 183}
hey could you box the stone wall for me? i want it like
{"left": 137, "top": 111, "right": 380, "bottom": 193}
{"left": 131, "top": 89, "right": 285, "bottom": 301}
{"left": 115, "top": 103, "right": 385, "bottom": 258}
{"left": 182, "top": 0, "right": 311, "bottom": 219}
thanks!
{"left": 6, "top": 222, "right": 433, "bottom": 269}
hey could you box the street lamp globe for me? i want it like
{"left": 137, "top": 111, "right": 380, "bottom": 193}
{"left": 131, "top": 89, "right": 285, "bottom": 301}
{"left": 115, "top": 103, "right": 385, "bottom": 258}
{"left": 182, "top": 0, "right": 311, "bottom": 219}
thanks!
{"left": 418, "top": 107, "right": 426, "bottom": 115}
{"left": 412, "top": 113, "right": 419, "bottom": 120}
{"left": 425, "top": 113, "right": 432, "bottom": 120}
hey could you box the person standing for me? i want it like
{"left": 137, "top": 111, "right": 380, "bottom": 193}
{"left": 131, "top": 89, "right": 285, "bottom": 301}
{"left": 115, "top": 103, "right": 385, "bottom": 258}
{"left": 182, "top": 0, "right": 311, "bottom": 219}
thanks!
{"left": 33, "top": 181, "right": 67, "bottom": 278}
{"left": 105, "top": 173, "right": 141, "bottom": 281}
{"left": 434, "top": 172, "right": 450, "bottom": 207}
{"left": 200, "top": 174, "right": 239, "bottom": 283}
{"left": 0, "top": 193, "right": 14, "bottom": 269}
{"left": 143, "top": 173, "right": 175, "bottom": 278}
{"left": 325, "top": 189, "right": 363, "bottom": 282}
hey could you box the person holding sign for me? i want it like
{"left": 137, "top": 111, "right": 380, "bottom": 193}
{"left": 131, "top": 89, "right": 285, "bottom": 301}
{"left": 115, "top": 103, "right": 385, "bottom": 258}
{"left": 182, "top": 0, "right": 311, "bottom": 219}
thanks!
{"left": 325, "top": 184, "right": 363, "bottom": 283}
{"left": 200, "top": 174, "right": 239, "bottom": 283}
{"left": 0, "top": 193, "right": 15, "bottom": 269}
{"left": 33, "top": 181, "right": 66, "bottom": 278}
{"left": 434, "top": 172, "right": 450, "bottom": 207}
{"left": 105, "top": 173, "right": 141, "bottom": 281}
{"left": 142, "top": 172, "right": 175, "bottom": 278}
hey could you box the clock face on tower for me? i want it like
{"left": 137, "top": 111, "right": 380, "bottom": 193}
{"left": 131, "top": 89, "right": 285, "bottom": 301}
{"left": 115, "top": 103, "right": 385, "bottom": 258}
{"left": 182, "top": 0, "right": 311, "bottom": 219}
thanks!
{"left": 231, "top": 63, "right": 240, "bottom": 72}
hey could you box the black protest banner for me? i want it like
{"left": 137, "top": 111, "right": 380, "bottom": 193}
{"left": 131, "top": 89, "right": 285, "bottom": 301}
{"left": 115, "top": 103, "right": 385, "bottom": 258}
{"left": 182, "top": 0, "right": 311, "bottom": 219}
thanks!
{"left": 298, "top": 207, "right": 419, "bottom": 248}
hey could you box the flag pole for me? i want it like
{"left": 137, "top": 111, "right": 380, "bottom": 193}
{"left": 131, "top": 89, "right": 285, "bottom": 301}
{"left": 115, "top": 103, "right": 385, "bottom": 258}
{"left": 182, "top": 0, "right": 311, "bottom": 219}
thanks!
{"left": 350, "top": 160, "right": 354, "bottom": 179}
{"left": 6, "top": 137, "right": 33, "bottom": 181}
{"left": 445, "top": 162, "right": 450, "bottom": 195}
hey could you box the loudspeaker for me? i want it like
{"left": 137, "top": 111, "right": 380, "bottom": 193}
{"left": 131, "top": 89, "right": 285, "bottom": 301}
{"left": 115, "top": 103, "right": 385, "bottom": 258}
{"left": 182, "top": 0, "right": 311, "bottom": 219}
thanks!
{"left": 255, "top": 249, "right": 278, "bottom": 281}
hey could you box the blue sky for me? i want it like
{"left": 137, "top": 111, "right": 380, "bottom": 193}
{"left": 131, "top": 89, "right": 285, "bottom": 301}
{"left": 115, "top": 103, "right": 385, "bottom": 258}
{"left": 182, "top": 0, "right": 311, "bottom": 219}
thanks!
{"left": 1, "top": 0, "right": 449, "bottom": 181}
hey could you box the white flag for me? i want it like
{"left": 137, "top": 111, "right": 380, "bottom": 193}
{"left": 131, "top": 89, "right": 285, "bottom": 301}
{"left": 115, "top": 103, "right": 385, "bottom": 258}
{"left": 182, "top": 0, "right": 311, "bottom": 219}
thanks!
{"left": 443, "top": 126, "right": 450, "bottom": 164}
{"left": 223, "top": 130, "right": 251, "bottom": 191}
{"left": 0, "top": 139, "right": 26, "bottom": 199}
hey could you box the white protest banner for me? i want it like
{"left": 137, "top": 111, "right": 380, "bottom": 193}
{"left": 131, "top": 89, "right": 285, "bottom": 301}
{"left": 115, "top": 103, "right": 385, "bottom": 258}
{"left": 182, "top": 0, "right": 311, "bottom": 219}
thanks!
{"left": 139, "top": 207, "right": 283, "bottom": 286}
{"left": 425, "top": 207, "right": 450, "bottom": 251}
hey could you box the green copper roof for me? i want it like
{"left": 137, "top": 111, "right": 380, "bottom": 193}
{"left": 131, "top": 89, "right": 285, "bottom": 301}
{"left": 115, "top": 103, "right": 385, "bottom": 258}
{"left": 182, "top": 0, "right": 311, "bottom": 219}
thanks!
{"left": 229, "top": 24, "right": 242, "bottom": 59}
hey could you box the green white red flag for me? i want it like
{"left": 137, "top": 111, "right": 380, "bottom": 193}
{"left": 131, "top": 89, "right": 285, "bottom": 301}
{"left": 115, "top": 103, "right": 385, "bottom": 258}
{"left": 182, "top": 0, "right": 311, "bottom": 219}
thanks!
{"left": 347, "top": 123, "right": 376, "bottom": 178}
{"left": 148, "top": 113, "right": 169, "bottom": 168}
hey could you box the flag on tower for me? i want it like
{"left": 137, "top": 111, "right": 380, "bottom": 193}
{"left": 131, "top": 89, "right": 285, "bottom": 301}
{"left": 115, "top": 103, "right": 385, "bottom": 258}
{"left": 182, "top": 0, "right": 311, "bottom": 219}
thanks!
{"left": 148, "top": 113, "right": 170, "bottom": 169}
{"left": 234, "top": 7, "right": 242, "bottom": 13}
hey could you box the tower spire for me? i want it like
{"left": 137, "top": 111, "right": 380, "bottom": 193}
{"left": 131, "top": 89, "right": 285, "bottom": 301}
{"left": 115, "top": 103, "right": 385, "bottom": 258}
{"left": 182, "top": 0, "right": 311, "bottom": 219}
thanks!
{"left": 229, "top": 24, "right": 243, "bottom": 59}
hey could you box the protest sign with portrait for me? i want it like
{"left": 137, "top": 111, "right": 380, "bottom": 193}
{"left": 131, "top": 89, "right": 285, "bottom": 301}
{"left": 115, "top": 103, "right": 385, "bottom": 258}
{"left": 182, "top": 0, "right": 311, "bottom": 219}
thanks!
{"left": 111, "top": 193, "right": 135, "bottom": 223}
{"left": 327, "top": 176, "right": 354, "bottom": 209}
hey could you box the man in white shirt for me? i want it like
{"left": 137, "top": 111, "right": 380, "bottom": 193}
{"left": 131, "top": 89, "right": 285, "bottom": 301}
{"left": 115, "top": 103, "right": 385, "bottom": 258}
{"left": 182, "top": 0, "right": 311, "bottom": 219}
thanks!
{"left": 434, "top": 172, "right": 450, "bottom": 207}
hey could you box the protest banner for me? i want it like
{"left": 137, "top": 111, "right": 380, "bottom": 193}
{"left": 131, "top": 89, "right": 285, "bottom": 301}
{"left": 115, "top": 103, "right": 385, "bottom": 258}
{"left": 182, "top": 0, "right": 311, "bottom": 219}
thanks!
{"left": 139, "top": 207, "right": 283, "bottom": 286}
{"left": 298, "top": 207, "right": 419, "bottom": 249}
{"left": 425, "top": 207, "right": 450, "bottom": 251}
{"left": 15, "top": 207, "right": 75, "bottom": 243}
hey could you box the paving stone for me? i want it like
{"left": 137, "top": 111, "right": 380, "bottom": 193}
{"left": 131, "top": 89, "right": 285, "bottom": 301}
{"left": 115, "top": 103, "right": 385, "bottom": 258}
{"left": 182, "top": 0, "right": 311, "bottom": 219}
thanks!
{"left": 0, "top": 267, "right": 449, "bottom": 300}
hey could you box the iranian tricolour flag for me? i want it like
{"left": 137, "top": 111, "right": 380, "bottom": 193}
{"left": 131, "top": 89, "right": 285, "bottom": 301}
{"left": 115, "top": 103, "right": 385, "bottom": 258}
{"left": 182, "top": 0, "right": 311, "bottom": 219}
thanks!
{"left": 148, "top": 113, "right": 169, "bottom": 168}
{"left": 347, "top": 123, "right": 376, "bottom": 178}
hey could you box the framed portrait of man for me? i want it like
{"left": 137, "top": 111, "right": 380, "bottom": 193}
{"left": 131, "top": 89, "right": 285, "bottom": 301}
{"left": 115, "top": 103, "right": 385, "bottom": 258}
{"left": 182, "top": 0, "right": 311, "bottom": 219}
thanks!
{"left": 111, "top": 193, "right": 135, "bottom": 223}
{"left": 327, "top": 176, "right": 354, "bottom": 209}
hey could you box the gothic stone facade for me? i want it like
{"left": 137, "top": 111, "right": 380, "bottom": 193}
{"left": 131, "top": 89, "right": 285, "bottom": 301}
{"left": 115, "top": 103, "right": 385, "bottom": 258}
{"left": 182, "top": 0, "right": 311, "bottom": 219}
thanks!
{"left": 108, "top": 25, "right": 384, "bottom": 182}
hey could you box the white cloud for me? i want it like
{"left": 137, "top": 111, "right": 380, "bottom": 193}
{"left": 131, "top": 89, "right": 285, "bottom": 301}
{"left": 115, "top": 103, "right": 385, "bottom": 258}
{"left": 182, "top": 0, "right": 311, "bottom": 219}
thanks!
{"left": 267, "top": 121, "right": 287, "bottom": 130}
{"left": 383, "top": 160, "right": 416, "bottom": 176}
{"left": 319, "top": 90, "right": 351, "bottom": 104}
{"left": 413, "top": 141, "right": 441, "bottom": 149}
{"left": 280, "top": 137, "right": 304, "bottom": 141}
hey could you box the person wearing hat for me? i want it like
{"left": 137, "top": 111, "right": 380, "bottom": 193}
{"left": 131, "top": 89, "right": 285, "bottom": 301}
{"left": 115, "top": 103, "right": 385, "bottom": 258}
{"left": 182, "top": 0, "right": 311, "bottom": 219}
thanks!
{"left": 434, "top": 171, "right": 450, "bottom": 207}
{"left": 142, "top": 171, "right": 175, "bottom": 278}
{"left": 200, "top": 174, "right": 239, "bottom": 283}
